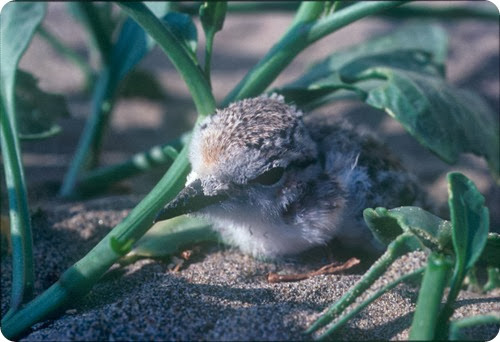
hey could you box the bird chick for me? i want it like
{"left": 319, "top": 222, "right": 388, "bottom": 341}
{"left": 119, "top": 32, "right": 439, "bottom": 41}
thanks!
{"left": 156, "top": 94, "right": 421, "bottom": 259}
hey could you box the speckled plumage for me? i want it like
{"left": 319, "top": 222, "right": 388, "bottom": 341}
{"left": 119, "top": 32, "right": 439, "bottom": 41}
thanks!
{"left": 186, "top": 94, "right": 422, "bottom": 259}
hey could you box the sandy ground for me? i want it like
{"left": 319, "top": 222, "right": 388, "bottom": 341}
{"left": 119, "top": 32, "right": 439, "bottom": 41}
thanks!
{"left": 1, "top": 1, "right": 499, "bottom": 341}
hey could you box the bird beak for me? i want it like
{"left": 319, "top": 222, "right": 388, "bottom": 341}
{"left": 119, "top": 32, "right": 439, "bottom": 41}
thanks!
{"left": 154, "top": 178, "right": 227, "bottom": 223}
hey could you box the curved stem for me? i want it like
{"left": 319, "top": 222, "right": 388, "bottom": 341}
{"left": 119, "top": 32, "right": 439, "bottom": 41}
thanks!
{"left": 59, "top": 67, "right": 116, "bottom": 197}
{"left": 1, "top": 144, "right": 191, "bottom": 340}
{"left": 307, "top": 232, "right": 415, "bottom": 334}
{"left": 2, "top": 3, "right": 216, "bottom": 337}
{"left": 316, "top": 267, "right": 425, "bottom": 340}
{"left": 449, "top": 313, "right": 500, "bottom": 340}
{"left": 118, "top": 2, "right": 215, "bottom": 116}
{"left": 0, "top": 99, "right": 35, "bottom": 313}
{"left": 409, "top": 253, "right": 452, "bottom": 340}
{"left": 75, "top": 140, "right": 183, "bottom": 197}
{"left": 223, "top": 1, "right": 408, "bottom": 105}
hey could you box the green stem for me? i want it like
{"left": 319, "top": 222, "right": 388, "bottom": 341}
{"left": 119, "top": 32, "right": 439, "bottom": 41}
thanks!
{"left": 288, "top": 1, "right": 325, "bottom": 29}
{"left": 1, "top": 145, "right": 191, "bottom": 340}
{"left": 179, "top": 2, "right": 499, "bottom": 22}
{"left": 223, "top": 1, "right": 408, "bottom": 105}
{"left": 380, "top": 4, "right": 499, "bottom": 20}
{"left": 118, "top": 2, "right": 215, "bottom": 116}
{"left": 2, "top": 3, "right": 216, "bottom": 336}
{"left": 448, "top": 313, "right": 500, "bottom": 340}
{"left": 307, "top": 232, "right": 415, "bottom": 334}
{"left": 75, "top": 140, "right": 183, "bottom": 197}
{"left": 0, "top": 99, "right": 35, "bottom": 313}
{"left": 175, "top": 2, "right": 300, "bottom": 15}
{"left": 316, "top": 267, "right": 425, "bottom": 340}
{"left": 434, "top": 262, "right": 467, "bottom": 338}
{"left": 203, "top": 32, "right": 214, "bottom": 87}
{"left": 59, "top": 67, "right": 116, "bottom": 197}
{"left": 74, "top": 2, "right": 112, "bottom": 64}
{"left": 37, "top": 26, "right": 95, "bottom": 91}
{"left": 409, "top": 253, "right": 452, "bottom": 340}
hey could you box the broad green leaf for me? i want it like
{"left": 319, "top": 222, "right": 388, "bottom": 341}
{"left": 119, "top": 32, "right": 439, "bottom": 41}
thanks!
{"left": 276, "top": 23, "right": 447, "bottom": 107}
{"left": 286, "top": 22, "right": 446, "bottom": 88}
{"left": 126, "top": 215, "right": 219, "bottom": 259}
{"left": 111, "top": 4, "right": 171, "bottom": 84}
{"left": 448, "top": 172, "right": 489, "bottom": 272}
{"left": 164, "top": 12, "right": 198, "bottom": 56}
{"left": 365, "top": 68, "right": 499, "bottom": 176}
{"left": 111, "top": 17, "right": 153, "bottom": 82}
{"left": 275, "top": 74, "right": 359, "bottom": 108}
{"left": 15, "top": 70, "right": 70, "bottom": 139}
{"left": 200, "top": 1, "right": 227, "bottom": 35}
{"left": 0, "top": 2, "right": 46, "bottom": 115}
{"left": 363, "top": 206, "right": 452, "bottom": 251}
{"left": 480, "top": 233, "right": 500, "bottom": 267}
{"left": 363, "top": 207, "right": 404, "bottom": 246}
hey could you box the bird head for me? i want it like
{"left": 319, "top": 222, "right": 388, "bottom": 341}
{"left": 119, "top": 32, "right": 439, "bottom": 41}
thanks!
{"left": 155, "top": 94, "right": 319, "bottom": 222}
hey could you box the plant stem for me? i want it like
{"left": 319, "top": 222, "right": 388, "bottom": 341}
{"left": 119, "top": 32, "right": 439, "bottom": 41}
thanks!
{"left": 118, "top": 2, "right": 215, "bottom": 116}
{"left": 203, "top": 32, "right": 215, "bottom": 87}
{"left": 307, "top": 232, "right": 415, "bottom": 334}
{"left": 1, "top": 145, "right": 191, "bottom": 340}
{"left": 448, "top": 313, "right": 500, "bottom": 340}
{"left": 380, "top": 4, "right": 499, "bottom": 20}
{"left": 0, "top": 99, "right": 35, "bottom": 313}
{"left": 223, "top": 1, "right": 408, "bottom": 105}
{"left": 59, "top": 67, "right": 116, "bottom": 197}
{"left": 409, "top": 253, "right": 452, "bottom": 340}
{"left": 2, "top": 3, "right": 216, "bottom": 337}
{"left": 74, "top": 2, "right": 112, "bottom": 64}
{"left": 288, "top": 1, "right": 324, "bottom": 29}
{"left": 179, "top": 2, "right": 498, "bottom": 22}
{"left": 75, "top": 140, "right": 183, "bottom": 197}
{"left": 316, "top": 267, "right": 425, "bottom": 340}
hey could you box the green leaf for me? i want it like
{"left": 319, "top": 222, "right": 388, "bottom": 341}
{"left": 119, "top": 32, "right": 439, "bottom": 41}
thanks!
{"left": 274, "top": 74, "right": 363, "bottom": 108}
{"left": 0, "top": 1, "right": 46, "bottom": 311}
{"left": 200, "top": 1, "right": 227, "bottom": 35}
{"left": 164, "top": 12, "right": 198, "bottom": 56}
{"left": 111, "top": 17, "right": 155, "bottom": 82}
{"left": 363, "top": 206, "right": 452, "bottom": 251}
{"left": 15, "top": 70, "right": 70, "bottom": 140}
{"left": 364, "top": 68, "right": 499, "bottom": 177}
{"left": 480, "top": 233, "right": 500, "bottom": 267}
{"left": 59, "top": 5, "right": 171, "bottom": 197}
{"left": 483, "top": 266, "right": 500, "bottom": 291}
{"left": 126, "top": 215, "right": 219, "bottom": 259}
{"left": 288, "top": 23, "right": 446, "bottom": 87}
{"left": 0, "top": 2, "right": 47, "bottom": 115}
{"left": 276, "top": 23, "right": 447, "bottom": 107}
{"left": 448, "top": 172, "right": 489, "bottom": 272}
{"left": 144, "top": 2, "right": 172, "bottom": 17}
{"left": 112, "top": 4, "right": 172, "bottom": 84}
{"left": 363, "top": 207, "right": 404, "bottom": 246}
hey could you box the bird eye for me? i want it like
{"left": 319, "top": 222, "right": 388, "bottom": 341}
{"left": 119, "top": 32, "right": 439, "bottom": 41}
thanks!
{"left": 250, "top": 167, "right": 285, "bottom": 186}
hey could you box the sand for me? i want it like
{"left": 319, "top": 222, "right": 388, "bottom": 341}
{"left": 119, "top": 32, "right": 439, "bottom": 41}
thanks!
{"left": 2, "top": 196, "right": 499, "bottom": 341}
{"left": 1, "top": 2, "right": 499, "bottom": 341}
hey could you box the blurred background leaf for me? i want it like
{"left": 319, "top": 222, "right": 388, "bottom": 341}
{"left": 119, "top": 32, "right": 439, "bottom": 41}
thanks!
{"left": 15, "top": 70, "right": 70, "bottom": 140}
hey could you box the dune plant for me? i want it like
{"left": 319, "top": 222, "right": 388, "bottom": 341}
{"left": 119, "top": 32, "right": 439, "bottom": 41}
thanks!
{"left": 1, "top": 1, "right": 498, "bottom": 340}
